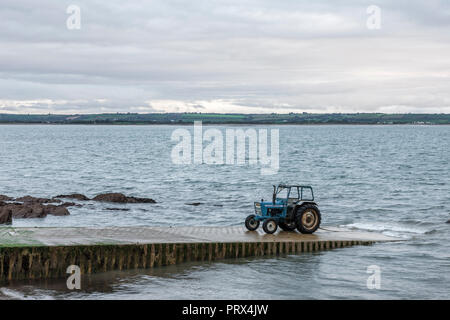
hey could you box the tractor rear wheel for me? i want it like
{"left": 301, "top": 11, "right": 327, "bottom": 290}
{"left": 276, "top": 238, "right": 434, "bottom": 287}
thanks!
{"left": 279, "top": 221, "right": 297, "bottom": 231}
{"left": 262, "top": 219, "right": 278, "bottom": 234}
{"left": 295, "top": 204, "right": 321, "bottom": 234}
{"left": 245, "top": 214, "right": 260, "bottom": 231}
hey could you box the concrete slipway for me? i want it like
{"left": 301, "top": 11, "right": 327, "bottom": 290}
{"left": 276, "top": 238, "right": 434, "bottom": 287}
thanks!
{"left": 0, "top": 226, "right": 399, "bottom": 280}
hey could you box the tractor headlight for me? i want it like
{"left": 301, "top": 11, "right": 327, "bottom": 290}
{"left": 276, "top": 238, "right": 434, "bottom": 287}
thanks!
{"left": 254, "top": 202, "right": 262, "bottom": 215}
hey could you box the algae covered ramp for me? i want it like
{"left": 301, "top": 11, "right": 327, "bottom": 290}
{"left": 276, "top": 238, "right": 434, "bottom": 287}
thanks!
{"left": 0, "top": 226, "right": 398, "bottom": 280}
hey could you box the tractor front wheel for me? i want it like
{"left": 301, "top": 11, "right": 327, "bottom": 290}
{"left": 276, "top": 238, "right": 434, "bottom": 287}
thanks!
{"left": 262, "top": 219, "right": 278, "bottom": 234}
{"left": 295, "top": 204, "right": 321, "bottom": 234}
{"left": 245, "top": 214, "right": 260, "bottom": 231}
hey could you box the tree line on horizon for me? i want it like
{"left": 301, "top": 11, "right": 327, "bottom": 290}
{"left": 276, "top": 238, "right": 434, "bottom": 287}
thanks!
{"left": 0, "top": 112, "right": 449, "bottom": 124}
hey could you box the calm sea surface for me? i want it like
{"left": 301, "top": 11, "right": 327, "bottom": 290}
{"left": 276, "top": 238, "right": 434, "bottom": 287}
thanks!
{"left": 0, "top": 124, "right": 449, "bottom": 299}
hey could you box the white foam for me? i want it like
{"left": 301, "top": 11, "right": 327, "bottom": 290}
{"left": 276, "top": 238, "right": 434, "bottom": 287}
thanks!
{"left": 0, "top": 288, "right": 54, "bottom": 300}
{"left": 341, "top": 222, "right": 432, "bottom": 238}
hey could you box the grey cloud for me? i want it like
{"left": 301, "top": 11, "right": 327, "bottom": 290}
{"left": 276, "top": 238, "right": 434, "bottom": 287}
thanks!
{"left": 0, "top": 0, "right": 449, "bottom": 113}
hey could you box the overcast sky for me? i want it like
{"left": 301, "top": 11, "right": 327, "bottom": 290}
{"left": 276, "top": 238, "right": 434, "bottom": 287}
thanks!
{"left": 1, "top": 0, "right": 449, "bottom": 114}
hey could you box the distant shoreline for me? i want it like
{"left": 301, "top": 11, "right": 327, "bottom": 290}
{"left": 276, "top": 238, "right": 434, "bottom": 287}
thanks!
{"left": 0, "top": 112, "right": 449, "bottom": 125}
{"left": 0, "top": 122, "right": 449, "bottom": 126}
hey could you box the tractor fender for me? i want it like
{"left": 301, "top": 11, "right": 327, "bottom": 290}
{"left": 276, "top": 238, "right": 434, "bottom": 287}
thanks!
{"left": 293, "top": 201, "right": 318, "bottom": 212}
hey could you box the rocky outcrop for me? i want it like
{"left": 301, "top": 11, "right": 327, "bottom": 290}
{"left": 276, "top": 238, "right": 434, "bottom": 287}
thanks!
{"left": 8, "top": 203, "right": 48, "bottom": 218}
{"left": 44, "top": 205, "right": 70, "bottom": 216}
{"left": 15, "top": 196, "right": 61, "bottom": 204}
{"left": 60, "top": 202, "right": 82, "bottom": 208}
{"left": 92, "top": 193, "right": 156, "bottom": 203}
{"left": 0, "top": 204, "right": 12, "bottom": 224}
{"left": 126, "top": 196, "right": 156, "bottom": 203}
{"left": 55, "top": 194, "right": 90, "bottom": 201}
{"left": 93, "top": 193, "right": 128, "bottom": 203}
{"left": 0, "top": 202, "right": 70, "bottom": 219}
{"left": 0, "top": 191, "right": 157, "bottom": 221}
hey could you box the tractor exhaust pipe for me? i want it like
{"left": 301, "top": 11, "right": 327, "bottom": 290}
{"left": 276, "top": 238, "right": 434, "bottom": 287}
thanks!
{"left": 272, "top": 185, "right": 276, "bottom": 204}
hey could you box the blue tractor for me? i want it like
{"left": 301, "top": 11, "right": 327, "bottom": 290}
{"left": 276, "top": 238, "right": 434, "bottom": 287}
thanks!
{"left": 245, "top": 184, "right": 321, "bottom": 234}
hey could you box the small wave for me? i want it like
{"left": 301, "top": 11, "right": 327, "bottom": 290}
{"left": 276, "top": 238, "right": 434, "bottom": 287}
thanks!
{"left": 341, "top": 222, "right": 435, "bottom": 237}
{"left": 0, "top": 288, "right": 55, "bottom": 300}
{"left": 0, "top": 288, "right": 25, "bottom": 300}
{"left": 399, "top": 219, "right": 436, "bottom": 226}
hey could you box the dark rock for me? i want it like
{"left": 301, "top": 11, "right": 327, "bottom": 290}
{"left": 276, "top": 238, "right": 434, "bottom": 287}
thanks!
{"left": 55, "top": 194, "right": 90, "bottom": 201}
{"left": 105, "top": 208, "right": 131, "bottom": 211}
{"left": 446, "top": 219, "right": 450, "bottom": 224}
{"left": 60, "top": 202, "right": 82, "bottom": 208}
{"left": 0, "top": 195, "right": 13, "bottom": 201}
{"left": 0, "top": 206, "right": 12, "bottom": 224}
{"left": 186, "top": 202, "right": 203, "bottom": 206}
{"left": 1, "top": 202, "right": 70, "bottom": 219}
{"left": 93, "top": 193, "right": 128, "bottom": 203}
{"left": 15, "top": 196, "right": 61, "bottom": 204}
{"left": 127, "top": 196, "right": 157, "bottom": 204}
{"left": 0, "top": 196, "right": 70, "bottom": 219}
{"left": 44, "top": 205, "right": 70, "bottom": 216}
{"left": 11, "top": 203, "right": 47, "bottom": 219}
{"left": 93, "top": 193, "right": 156, "bottom": 204}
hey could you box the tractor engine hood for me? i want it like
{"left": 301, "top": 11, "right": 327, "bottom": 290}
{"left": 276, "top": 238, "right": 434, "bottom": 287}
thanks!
{"left": 259, "top": 200, "right": 284, "bottom": 208}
